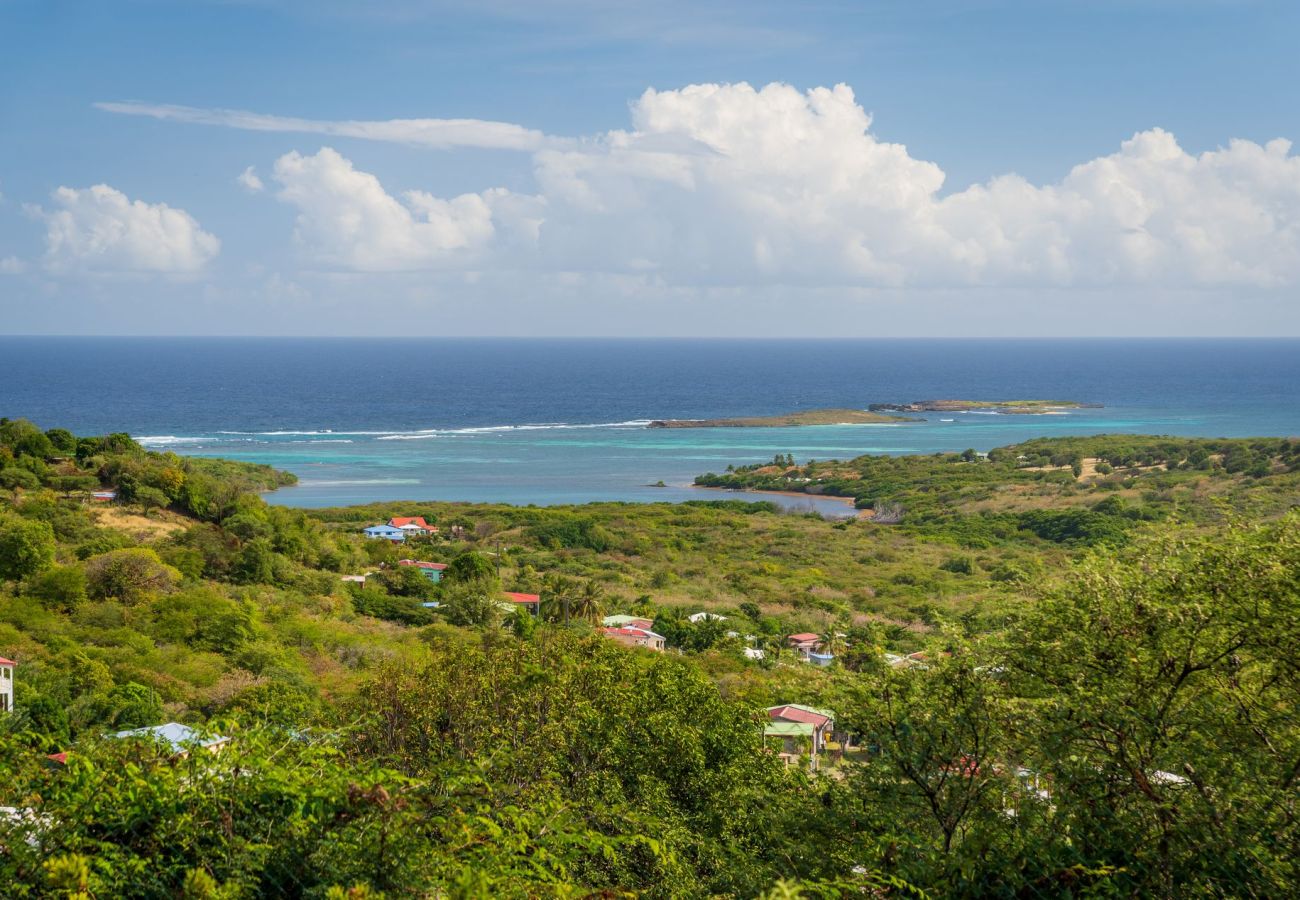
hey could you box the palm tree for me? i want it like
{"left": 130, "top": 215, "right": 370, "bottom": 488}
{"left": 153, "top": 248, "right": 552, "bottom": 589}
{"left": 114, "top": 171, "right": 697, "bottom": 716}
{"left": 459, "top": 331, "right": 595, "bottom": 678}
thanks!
{"left": 540, "top": 574, "right": 580, "bottom": 624}
{"left": 571, "top": 580, "right": 605, "bottom": 625}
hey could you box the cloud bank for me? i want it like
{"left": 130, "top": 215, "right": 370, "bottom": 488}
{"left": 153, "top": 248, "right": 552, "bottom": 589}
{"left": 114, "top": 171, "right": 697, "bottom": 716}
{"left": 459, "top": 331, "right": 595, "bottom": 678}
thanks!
{"left": 30, "top": 184, "right": 220, "bottom": 274}
{"left": 88, "top": 82, "right": 1300, "bottom": 288}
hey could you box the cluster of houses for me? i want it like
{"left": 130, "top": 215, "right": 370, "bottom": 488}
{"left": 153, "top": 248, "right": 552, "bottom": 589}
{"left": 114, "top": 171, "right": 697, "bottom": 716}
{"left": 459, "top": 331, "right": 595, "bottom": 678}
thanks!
{"left": 362, "top": 516, "right": 440, "bottom": 542}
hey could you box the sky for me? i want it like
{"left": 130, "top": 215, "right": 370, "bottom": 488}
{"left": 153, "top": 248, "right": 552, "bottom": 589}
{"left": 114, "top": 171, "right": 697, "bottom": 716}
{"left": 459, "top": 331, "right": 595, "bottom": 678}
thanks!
{"left": 2, "top": 0, "right": 1299, "bottom": 337}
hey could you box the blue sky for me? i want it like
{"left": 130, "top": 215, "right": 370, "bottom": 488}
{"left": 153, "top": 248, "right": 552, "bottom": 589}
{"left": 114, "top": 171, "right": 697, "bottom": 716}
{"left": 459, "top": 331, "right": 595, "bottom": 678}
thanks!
{"left": 2, "top": 0, "right": 1299, "bottom": 336}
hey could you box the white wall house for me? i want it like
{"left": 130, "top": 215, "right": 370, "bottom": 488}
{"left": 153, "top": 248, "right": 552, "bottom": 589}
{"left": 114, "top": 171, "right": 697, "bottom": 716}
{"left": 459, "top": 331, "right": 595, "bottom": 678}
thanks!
{"left": 0, "top": 657, "right": 15, "bottom": 713}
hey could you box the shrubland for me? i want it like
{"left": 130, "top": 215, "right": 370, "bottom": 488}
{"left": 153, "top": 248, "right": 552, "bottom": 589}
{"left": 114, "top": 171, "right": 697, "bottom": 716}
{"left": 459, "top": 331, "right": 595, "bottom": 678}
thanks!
{"left": 1, "top": 419, "right": 1298, "bottom": 896}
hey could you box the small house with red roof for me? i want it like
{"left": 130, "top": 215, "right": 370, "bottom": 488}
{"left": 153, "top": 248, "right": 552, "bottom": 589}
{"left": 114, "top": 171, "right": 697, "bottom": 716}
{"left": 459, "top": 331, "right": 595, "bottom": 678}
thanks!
{"left": 766, "top": 703, "right": 836, "bottom": 768}
{"left": 0, "top": 656, "right": 14, "bottom": 714}
{"left": 786, "top": 633, "right": 821, "bottom": 659}
{"left": 398, "top": 559, "right": 448, "bottom": 583}
{"left": 603, "top": 626, "right": 666, "bottom": 652}
{"left": 502, "top": 591, "right": 541, "bottom": 616}
{"left": 388, "top": 516, "right": 439, "bottom": 536}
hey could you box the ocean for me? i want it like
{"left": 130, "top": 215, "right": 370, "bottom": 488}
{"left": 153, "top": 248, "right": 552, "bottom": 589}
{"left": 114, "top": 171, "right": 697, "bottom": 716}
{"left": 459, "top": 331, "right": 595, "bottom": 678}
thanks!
{"left": 3, "top": 337, "right": 1299, "bottom": 509}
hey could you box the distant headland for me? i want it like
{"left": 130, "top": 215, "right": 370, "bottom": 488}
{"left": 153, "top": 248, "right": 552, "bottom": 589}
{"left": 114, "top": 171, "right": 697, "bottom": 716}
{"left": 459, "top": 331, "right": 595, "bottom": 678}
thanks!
{"left": 867, "top": 399, "right": 1102, "bottom": 415}
{"left": 647, "top": 408, "right": 918, "bottom": 428}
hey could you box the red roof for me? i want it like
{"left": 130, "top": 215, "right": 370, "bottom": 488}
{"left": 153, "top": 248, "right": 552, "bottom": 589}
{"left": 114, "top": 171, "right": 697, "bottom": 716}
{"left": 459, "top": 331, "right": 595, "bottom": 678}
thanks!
{"left": 389, "top": 517, "right": 438, "bottom": 530}
{"left": 604, "top": 627, "right": 663, "bottom": 639}
{"left": 47, "top": 752, "right": 69, "bottom": 766}
{"left": 398, "top": 560, "right": 447, "bottom": 570}
{"left": 787, "top": 633, "right": 820, "bottom": 643}
{"left": 503, "top": 592, "right": 540, "bottom": 604}
{"left": 768, "top": 705, "right": 832, "bottom": 728}
{"left": 0, "top": 657, "right": 15, "bottom": 666}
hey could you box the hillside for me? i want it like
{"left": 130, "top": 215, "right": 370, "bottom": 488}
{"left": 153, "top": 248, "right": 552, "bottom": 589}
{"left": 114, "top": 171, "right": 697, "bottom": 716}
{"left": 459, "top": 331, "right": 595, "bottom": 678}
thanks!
{"left": 2, "top": 418, "right": 1298, "bottom": 896}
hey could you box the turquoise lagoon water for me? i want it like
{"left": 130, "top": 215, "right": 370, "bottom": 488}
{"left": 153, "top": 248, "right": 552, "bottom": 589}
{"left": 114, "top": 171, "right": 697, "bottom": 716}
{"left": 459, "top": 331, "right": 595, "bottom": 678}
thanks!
{"left": 2, "top": 338, "right": 1297, "bottom": 509}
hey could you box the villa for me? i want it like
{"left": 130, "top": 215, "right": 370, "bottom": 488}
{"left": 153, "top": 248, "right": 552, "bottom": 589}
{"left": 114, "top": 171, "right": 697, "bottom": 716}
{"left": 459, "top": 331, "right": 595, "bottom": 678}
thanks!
{"left": 363, "top": 524, "right": 406, "bottom": 542}
{"left": 604, "top": 626, "right": 666, "bottom": 652}
{"left": 787, "top": 633, "right": 821, "bottom": 659}
{"left": 389, "top": 516, "right": 439, "bottom": 536}
{"left": 687, "top": 611, "right": 727, "bottom": 623}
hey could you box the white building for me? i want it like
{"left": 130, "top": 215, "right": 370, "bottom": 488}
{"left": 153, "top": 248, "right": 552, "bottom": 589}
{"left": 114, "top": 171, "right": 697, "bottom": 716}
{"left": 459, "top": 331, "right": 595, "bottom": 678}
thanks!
{"left": 687, "top": 612, "right": 727, "bottom": 623}
{"left": 0, "top": 657, "right": 14, "bottom": 713}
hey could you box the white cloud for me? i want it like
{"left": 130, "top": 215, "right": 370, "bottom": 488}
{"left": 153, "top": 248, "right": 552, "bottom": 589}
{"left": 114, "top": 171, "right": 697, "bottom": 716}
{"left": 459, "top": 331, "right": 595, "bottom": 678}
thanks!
{"left": 0, "top": 256, "right": 26, "bottom": 275}
{"left": 526, "top": 82, "right": 1300, "bottom": 288}
{"left": 271, "top": 147, "right": 526, "bottom": 270}
{"left": 97, "top": 101, "right": 558, "bottom": 152}
{"left": 166, "top": 81, "right": 1300, "bottom": 288}
{"left": 237, "top": 166, "right": 264, "bottom": 193}
{"left": 30, "top": 184, "right": 220, "bottom": 274}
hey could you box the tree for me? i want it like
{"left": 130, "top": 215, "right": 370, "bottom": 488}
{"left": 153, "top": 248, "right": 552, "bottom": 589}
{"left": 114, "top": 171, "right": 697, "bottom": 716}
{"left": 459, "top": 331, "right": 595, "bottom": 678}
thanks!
{"left": 84, "top": 547, "right": 181, "bottom": 602}
{"left": 440, "top": 581, "right": 501, "bottom": 629}
{"left": 135, "top": 485, "right": 171, "bottom": 514}
{"left": 0, "top": 514, "right": 56, "bottom": 581}
{"left": 445, "top": 551, "right": 496, "bottom": 584}
{"left": 27, "top": 564, "right": 88, "bottom": 612}
{"left": 571, "top": 579, "right": 605, "bottom": 625}
{"left": 108, "top": 682, "right": 165, "bottom": 729}
{"left": 540, "top": 574, "right": 581, "bottom": 624}
{"left": 0, "top": 466, "right": 41, "bottom": 491}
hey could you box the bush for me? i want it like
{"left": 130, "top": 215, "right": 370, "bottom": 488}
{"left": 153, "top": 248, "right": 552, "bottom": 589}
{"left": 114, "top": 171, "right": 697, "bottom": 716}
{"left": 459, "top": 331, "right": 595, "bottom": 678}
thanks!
{"left": 0, "top": 514, "right": 56, "bottom": 580}
{"left": 84, "top": 547, "right": 181, "bottom": 603}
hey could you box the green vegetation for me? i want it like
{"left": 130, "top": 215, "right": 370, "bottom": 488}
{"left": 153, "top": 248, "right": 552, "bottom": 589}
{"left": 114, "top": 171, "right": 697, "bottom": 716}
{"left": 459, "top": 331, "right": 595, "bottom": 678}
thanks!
{"left": 648, "top": 408, "right": 917, "bottom": 427}
{"left": 2, "top": 419, "right": 1299, "bottom": 896}
{"left": 867, "top": 399, "right": 1097, "bottom": 413}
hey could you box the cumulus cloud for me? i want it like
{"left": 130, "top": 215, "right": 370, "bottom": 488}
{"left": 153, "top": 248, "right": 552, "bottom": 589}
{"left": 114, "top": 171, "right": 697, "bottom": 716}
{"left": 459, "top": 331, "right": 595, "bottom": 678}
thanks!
{"left": 30, "top": 184, "right": 220, "bottom": 274}
{"left": 237, "top": 166, "right": 264, "bottom": 192}
{"left": 215, "top": 81, "right": 1300, "bottom": 287}
{"left": 271, "top": 147, "right": 537, "bottom": 270}
{"left": 529, "top": 82, "right": 1300, "bottom": 288}
{"left": 97, "top": 101, "right": 558, "bottom": 152}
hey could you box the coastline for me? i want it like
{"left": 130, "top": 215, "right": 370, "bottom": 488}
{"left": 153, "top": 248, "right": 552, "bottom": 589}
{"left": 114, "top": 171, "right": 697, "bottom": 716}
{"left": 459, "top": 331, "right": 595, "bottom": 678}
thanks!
{"left": 688, "top": 483, "right": 869, "bottom": 518}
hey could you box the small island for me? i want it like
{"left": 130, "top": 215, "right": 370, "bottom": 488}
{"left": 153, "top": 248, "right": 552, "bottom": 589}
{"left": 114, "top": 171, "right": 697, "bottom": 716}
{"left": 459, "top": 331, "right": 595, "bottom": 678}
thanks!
{"left": 648, "top": 408, "right": 918, "bottom": 428}
{"left": 867, "top": 399, "right": 1101, "bottom": 415}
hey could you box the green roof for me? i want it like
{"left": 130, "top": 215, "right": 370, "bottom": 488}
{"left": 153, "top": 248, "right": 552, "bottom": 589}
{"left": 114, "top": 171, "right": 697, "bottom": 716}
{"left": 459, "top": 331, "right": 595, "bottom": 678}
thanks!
{"left": 603, "top": 614, "right": 641, "bottom": 627}
{"left": 763, "top": 722, "right": 815, "bottom": 738}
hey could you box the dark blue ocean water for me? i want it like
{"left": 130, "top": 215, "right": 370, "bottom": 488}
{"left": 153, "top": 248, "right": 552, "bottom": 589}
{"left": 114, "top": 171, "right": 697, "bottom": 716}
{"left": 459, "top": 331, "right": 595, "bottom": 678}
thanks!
{"left": 2, "top": 338, "right": 1298, "bottom": 509}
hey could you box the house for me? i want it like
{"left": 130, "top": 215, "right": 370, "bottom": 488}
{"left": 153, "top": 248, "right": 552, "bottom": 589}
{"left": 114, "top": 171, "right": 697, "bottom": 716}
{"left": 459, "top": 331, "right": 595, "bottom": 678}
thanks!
{"left": 687, "top": 611, "right": 727, "bottom": 624}
{"left": 763, "top": 721, "right": 815, "bottom": 767}
{"left": 398, "top": 559, "right": 447, "bottom": 582}
{"left": 787, "top": 633, "right": 820, "bottom": 659}
{"left": 808, "top": 651, "right": 835, "bottom": 667}
{"left": 743, "top": 647, "right": 766, "bottom": 661}
{"left": 340, "top": 574, "right": 372, "bottom": 584}
{"left": 91, "top": 490, "right": 116, "bottom": 502}
{"left": 602, "top": 614, "right": 655, "bottom": 630}
{"left": 112, "top": 722, "right": 230, "bottom": 757}
{"left": 604, "top": 626, "right": 666, "bottom": 652}
{"left": 503, "top": 591, "right": 541, "bottom": 616}
{"left": 767, "top": 704, "right": 836, "bottom": 767}
{"left": 363, "top": 524, "right": 406, "bottom": 542}
{"left": 388, "top": 516, "right": 439, "bottom": 536}
{"left": 0, "top": 656, "right": 14, "bottom": 714}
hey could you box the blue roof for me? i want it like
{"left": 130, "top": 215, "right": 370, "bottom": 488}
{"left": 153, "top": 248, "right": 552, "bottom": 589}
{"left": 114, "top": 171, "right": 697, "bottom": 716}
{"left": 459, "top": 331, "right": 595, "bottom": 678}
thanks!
{"left": 112, "top": 722, "right": 228, "bottom": 752}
